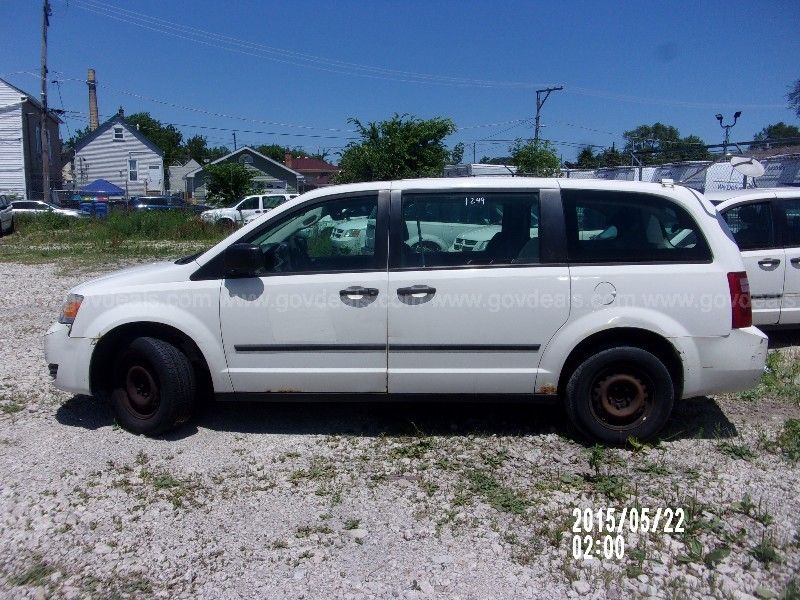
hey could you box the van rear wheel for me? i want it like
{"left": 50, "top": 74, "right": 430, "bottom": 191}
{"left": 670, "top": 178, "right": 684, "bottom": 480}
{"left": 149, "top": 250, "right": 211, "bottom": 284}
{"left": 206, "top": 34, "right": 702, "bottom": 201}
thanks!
{"left": 110, "top": 337, "right": 195, "bottom": 435}
{"left": 565, "top": 347, "right": 674, "bottom": 444}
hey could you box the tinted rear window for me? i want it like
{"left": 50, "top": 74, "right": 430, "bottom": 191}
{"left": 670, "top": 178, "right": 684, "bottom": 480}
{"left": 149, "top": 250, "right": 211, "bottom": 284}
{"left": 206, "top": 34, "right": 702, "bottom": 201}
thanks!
{"left": 562, "top": 189, "right": 712, "bottom": 263}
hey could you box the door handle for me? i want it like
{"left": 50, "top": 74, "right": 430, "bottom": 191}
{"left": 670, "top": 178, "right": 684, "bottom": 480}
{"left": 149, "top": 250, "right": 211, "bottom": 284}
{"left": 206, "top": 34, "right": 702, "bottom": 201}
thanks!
{"left": 757, "top": 258, "right": 781, "bottom": 268}
{"left": 339, "top": 286, "right": 379, "bottom": 298}
{"left": 397, "top": 285, "right": 437, "bottom": 297}
{"left": 791, "top": 257, "right": 800, "bottom": 267}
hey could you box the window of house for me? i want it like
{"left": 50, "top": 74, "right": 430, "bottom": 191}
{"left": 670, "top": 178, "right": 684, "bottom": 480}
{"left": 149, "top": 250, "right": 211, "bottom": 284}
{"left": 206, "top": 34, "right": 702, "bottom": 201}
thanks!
{"left": 563, "top": 189, "right": 712, "bottom": 263}
{"left": 396, "top": 191, "right": 540, "bottom": 268}
{"left": 240, "top": 154, "right": 254, "bottom": 165}
{"left": 128, "top": 159, "right": 138, "bottom": 181}
{"left": 114, "top": 127, "right": 124, "bottom": 140}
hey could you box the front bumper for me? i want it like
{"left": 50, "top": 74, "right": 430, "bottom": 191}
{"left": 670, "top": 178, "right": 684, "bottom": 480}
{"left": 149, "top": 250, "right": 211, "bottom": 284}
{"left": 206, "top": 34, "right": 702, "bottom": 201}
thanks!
{"left": 43, "top": 322, "right": 94, "bottom": 396}
{"left": 674, "top": 326, "right": 768, "bottom": 398}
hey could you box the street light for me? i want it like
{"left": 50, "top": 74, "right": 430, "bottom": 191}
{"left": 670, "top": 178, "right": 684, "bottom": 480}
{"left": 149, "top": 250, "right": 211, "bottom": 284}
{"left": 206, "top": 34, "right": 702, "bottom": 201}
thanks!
{"left": 715, "top": 111, "right": 741, "bottom": 154}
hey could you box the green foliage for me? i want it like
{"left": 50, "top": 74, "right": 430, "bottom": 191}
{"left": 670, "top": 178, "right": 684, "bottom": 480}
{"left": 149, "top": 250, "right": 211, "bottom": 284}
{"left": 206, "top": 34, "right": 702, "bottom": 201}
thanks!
{"left": 508, "top": 140, "right": 560, "bottom": 176}
{"left": 465, "top": 469, "right": 529, "bottom": 515}
{"left": 66, "top": 125, "right": 91, "bottom": 150}
{"left": 753, "top": 122, "right": 800, "bottom": 147}
{"left": 789, "top": 79, "right": 800, "bottom": 119}
{"left": 623, "top": 122, "right": 710, "bottom": 164}
{"left": 336, "top": 114, "right": 457, "bottom": 183}
{"left": 126, "top": 112, "right": 183, "bottom": 166}
{"left": 576, "top": 146, "right": 599, "bottom": 169}
{"left": 778, "top": 419, "right": 800, "bottom": 462}
{"left": 204, "top": 162, "right": 255, "bottom": 205}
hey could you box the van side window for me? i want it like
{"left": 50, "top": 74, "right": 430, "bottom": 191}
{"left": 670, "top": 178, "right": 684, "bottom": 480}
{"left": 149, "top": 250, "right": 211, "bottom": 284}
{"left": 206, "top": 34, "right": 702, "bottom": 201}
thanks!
{"left": 563, "top": 189, "right": 712, "bottom": 263}
{"left": 397, "top": 191, "right": 540, "bottom": 268}
{"left": 778, "top": 199, "right": 800, "bottom": 247}
{"left": 244, "top": 194, "right": 379, "bottom": 274}
{"left": 721, "top": 201, "right": 775, "bottom": 251}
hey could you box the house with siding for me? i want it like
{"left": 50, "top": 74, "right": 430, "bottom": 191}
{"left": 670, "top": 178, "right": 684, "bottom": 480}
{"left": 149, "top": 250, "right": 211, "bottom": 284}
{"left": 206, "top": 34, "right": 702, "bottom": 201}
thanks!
{"left": 167, "top": 158, "right": 200, "bottom": 198}
{"left": 0, "top": 78, "right": 62, "bottom": 200}
{"left": 283, "top": 153, "right": 339, "bottom": 190}
{"left": 186, "top": 147, "right": 303, "bottom": 201}
{"left": 74, "top": 109, "right": 164, "bottom": 197}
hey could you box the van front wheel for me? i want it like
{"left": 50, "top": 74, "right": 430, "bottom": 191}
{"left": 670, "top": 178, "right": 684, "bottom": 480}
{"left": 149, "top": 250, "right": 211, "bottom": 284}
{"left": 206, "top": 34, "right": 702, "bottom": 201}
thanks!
{"left": 111, "top": 337, "right": 195, "bottom": 435}
{"left": 565, "top": 347, "right": 674, "bottom": 444}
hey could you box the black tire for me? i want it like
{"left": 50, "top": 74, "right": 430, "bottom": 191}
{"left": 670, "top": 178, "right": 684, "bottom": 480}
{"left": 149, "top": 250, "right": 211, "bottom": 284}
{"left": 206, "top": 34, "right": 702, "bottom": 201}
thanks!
{"left": 110, "top": 337, "right": 195, "bottom": 435}
{"left": 565, "top": 346, "right": 674, "bottom": 444}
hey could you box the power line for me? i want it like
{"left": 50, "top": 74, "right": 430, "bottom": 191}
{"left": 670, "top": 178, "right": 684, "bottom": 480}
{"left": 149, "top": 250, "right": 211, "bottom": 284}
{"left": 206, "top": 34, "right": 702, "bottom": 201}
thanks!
{"left": 60, "top": 0, "right": 787, "bottom": 109}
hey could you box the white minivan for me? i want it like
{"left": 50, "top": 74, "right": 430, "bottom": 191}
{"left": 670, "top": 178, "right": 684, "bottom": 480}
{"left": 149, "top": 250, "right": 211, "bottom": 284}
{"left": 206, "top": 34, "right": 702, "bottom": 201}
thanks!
{"left": 200, "top": 193, "right": 297, "bottom": 227}
{"left": 713, "top": 188, "right": 800, "bottom": 327}
{"left": 45, "top": 178, "right": 767, "bottom": 443}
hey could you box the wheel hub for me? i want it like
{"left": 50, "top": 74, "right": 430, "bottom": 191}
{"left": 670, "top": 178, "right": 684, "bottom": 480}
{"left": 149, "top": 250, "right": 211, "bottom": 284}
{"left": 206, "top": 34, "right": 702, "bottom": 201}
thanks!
{"left": 125, "top": 365, "right": 158, "bottom": 414}
{"left": 593, "top": 373, "right": 647, "bottom": 419}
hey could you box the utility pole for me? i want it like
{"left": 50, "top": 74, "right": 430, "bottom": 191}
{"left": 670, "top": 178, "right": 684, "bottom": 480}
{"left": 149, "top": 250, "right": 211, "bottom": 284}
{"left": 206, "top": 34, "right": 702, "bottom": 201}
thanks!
{"left": 534, "top": 86, "right": 563, "bottom": 146}
{"left": 233, "top": 132, "right": 237, "bottom": 150}
{"left": 472, "top": 142, "right": 476, "bottom": 164}
{"left": 40, "top": 0, "right": 52, "bottom": 203}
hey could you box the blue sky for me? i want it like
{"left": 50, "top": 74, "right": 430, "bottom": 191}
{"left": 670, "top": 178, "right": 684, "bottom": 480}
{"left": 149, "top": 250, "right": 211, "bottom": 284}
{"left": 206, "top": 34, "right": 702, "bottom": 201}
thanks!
{"left": 1, "top": 0, "right": 798, "bottom": 162}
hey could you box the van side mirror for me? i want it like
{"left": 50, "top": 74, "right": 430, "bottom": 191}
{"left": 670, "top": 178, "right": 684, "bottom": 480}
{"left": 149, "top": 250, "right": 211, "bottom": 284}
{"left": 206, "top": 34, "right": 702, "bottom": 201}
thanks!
{"left": 224, "top": 243, "right": 263, "bottom": 278}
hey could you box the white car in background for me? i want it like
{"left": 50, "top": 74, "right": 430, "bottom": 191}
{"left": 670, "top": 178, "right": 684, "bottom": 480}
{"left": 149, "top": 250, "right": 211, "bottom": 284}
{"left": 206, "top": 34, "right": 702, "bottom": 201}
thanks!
{"left": 11, "top": 200, "right": 82, "bottom": 218}
{"left": 0, "top": 195, "right": 14, "bottom": 235}
{"left": 714, "top": 187, "right": 800, "bottom": 327}
{"left": 201, "top": 193, "right": 297, "bottom": 227}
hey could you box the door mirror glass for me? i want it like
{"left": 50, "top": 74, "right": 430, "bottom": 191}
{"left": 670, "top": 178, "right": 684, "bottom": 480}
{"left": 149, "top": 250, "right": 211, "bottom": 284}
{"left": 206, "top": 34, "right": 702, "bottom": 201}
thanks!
{"left": 224, "top": 243, "right": 264, "bottom": 278}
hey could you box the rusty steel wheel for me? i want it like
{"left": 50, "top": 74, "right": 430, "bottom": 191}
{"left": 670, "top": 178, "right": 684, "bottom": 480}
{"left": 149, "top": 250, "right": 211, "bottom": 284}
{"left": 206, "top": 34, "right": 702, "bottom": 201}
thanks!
{"left": 110, "top": 337, "right": 195, "bottom": 436}
{"left": 124, "top": 364, "right": 160, "bottom": 418}
{"left": 565, "top": 346, "right": 675, "bottom": 443}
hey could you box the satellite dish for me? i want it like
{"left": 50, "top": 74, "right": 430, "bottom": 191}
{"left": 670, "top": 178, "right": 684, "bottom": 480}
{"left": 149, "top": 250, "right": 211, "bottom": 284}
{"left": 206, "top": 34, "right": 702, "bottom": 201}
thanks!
{"left": 731, "top": 156, "right": 765, "bottom": 178}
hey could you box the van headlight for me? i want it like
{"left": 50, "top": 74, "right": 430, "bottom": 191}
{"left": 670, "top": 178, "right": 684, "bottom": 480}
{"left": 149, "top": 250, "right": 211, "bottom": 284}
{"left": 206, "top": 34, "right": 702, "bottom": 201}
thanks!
{"left": 59, "top": 294, "right": 84, "bottom": 325}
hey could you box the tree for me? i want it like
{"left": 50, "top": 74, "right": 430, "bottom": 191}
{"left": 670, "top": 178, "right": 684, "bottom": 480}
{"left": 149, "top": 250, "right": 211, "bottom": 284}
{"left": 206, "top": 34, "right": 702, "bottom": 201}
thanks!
{"left": 335, "top": 114, "right": 457, "bottom": 183}
{"left": 576, "top": 146, "right": 599, "bottom": 169}
{"left": 789, "top": 79, "right": 800, "bottom": 119}
{"left": 126, "top": 112, "right": 183, "bottom": 166}
{"left": 206, "top": 146, "right": 230, "bottom": 161}
{"left": 65, "top": 126, "right": 91, "bottom": 151}
{"left": 508, "top": 140, "right": 560, "bottom": 176}
{"left": 623, "top": 122, "right": 709, "bottom": 164}
{"left": 753, "top": 122, "right": 800, "bottom": 147}
{"left": 204, "top": 162, "right": 255, "bottom": 205}
{"left": 184, "top": 135, "right": 209, "bottom": 162}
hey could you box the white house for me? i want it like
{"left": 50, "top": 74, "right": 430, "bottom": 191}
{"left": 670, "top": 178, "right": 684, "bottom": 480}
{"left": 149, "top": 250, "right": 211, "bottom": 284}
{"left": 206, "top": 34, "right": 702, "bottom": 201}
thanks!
{"left": 0, "top": 78, "right": 62, "bottom": 200}
{"left": 167, "top": 158, "right": 200, "bottom": 198}
{"left": 74, "top": 109, "right": 164, "bottom": 196}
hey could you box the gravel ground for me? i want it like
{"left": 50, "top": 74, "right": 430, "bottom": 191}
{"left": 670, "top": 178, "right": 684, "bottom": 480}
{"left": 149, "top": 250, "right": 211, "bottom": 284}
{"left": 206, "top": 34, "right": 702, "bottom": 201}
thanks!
{"left": 0, "top": 261, "right": 799, "bottom": 599}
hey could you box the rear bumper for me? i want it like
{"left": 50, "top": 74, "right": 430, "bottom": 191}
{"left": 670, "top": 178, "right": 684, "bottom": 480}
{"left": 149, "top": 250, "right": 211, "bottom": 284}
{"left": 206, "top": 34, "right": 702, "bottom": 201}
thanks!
{"left": 43, "top": 322, "right": 94, "bottom": 396}
{"left": 673, "top": 327, "right": 768, "bottom": 398}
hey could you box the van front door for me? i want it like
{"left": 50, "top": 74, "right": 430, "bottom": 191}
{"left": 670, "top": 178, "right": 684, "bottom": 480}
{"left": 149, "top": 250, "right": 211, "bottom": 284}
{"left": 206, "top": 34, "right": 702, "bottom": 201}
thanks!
{"left": 219, "top": 192, "right": 389, "bottom": 393}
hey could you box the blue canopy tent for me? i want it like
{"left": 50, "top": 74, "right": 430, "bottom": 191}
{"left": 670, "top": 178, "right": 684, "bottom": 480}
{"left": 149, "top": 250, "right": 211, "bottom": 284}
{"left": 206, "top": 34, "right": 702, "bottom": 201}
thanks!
{"left": 79, "top": 179, "right": 125, "bottom": 196}
{"left": 77, "top": 179, "right": 125, "bottom": 218}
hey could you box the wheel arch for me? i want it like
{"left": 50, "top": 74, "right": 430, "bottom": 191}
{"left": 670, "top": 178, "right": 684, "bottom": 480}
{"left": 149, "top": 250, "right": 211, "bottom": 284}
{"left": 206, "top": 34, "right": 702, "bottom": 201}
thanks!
{"left": 90, "top": 321, "right": 213, "bottom": 400}
{"left": 556, "top": 327, "right": 684, "bottom": 401}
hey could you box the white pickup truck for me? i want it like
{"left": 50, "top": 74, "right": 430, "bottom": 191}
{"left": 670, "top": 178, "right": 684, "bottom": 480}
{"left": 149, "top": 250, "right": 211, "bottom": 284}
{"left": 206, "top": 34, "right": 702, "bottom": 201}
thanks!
{"left": 200, "top": 193, "right": 297, "bottom": 227}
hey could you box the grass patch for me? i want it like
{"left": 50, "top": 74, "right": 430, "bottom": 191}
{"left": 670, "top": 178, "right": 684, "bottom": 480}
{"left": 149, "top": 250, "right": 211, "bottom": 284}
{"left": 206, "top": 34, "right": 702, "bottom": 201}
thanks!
{"left": 343, "top": 518, "right": 361, "bottom": 530}
{"left": 140, "top": 467, "right": 205, "bottom": 508}
{"left": 740, "top": 350, "right": 800, "bottom": 403}
{"left": 465, "top": 469, "right": 529, "bottom": 515}
{"left": 1, "top": 401, "right": 24, "bottom": 415}
{"left": 8, "top": 556, "right": 55, "bottom": 586}
{"left": 0, "top": 211, "right": 229, "bottom": 264}
{"left": 777, "top": 419, "right": 800, "bottom": 462}
{"left": 717, "top": 440, "right": 757, "bottom": 461}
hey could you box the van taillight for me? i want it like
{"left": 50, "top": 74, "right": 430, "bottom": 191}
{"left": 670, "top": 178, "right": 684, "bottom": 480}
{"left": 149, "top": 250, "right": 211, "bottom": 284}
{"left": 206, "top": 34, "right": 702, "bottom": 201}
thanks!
{"left": 727, "top": 271, "right": 752, "bottom": 329}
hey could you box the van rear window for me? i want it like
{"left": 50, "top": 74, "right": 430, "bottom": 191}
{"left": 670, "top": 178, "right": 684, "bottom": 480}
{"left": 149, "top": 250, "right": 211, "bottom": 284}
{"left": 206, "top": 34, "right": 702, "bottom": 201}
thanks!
{"left": 562, "top": 189, "right": 712, "bottom": 263}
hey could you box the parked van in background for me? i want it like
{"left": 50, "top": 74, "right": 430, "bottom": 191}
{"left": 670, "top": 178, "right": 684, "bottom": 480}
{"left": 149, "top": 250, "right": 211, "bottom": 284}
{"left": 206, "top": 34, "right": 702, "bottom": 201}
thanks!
{"left": 714, "top": 188, "right": 800, "bottom": 327}
{"left": 45, "top": 178, "right": 767, "bottom": 443}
